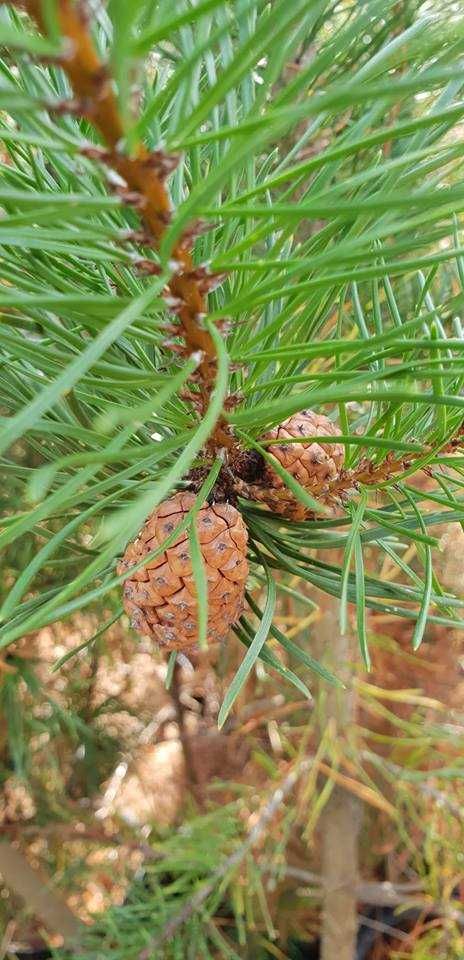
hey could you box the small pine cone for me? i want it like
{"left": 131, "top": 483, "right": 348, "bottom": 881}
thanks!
{"left": 118, "top": 492, "right": 248, "bottom": 652}
{"left": 263, "top": 409, "right": 344, "bottom": 518}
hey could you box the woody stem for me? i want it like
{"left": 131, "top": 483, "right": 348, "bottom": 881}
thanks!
{"left": 23, "top": 0, "right": 234, "bottom": 450}
{"left": 170, "top": 660, "right": 200, "bottom": 792}
{"left": 324, "top": 426, "right": 464, "bottom": 503}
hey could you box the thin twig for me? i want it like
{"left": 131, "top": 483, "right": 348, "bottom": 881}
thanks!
{"left": 357, "top": 912, "right": 410, "bottom": 943}
{"left": 277, "top": 868, "right": 464, "bottom": 927}
{"left": 1, "top": 821, "right": 162, "bottom": 861}
{"left": 361, "top": 751, "right": 464, "bottom": 820}
{"left": 323, "top": 426, "right": 464, "bottom": 503}
{"left": 170, "top": 660, "right": 200, "bottom": 790}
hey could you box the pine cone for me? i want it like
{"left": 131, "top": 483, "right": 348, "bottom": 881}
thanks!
{"left": 256, "top": 409, "right": 345, "bottom": 519}
{"left": 266, "top": 410, "right": 344, "bottom": 487}
{"left": 118, "top": 492, "right": 248, "bottom": 652}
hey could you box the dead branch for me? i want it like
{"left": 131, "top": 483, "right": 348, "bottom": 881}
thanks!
{"left": 0, "top": 841, "right": 84, "bottom": 944}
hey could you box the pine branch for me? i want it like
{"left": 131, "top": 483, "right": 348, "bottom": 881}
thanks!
{"left": 240, "top": 423, "right": 464, "bottom": 517}
{"left": 19, "top": 0, "right": 234, "bottom": 449}
{"left": 324, "top": 424, "right": 464, "bottom": 504}
{"left": 2, "top": 0, "right": 464, "bottom": 665}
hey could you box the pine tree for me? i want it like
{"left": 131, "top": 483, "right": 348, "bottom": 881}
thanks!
{"left": 2, "top": 1, "right": 464, "bottom": 957}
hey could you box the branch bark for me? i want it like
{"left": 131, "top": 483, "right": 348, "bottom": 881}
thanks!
{"left": 0, "top": 841, "right": 84, "bottom": 945}
{"left": 23, "top": 0, "right": 234, "bottom": 449}
{"left": 315, "top": 596, "right": 362, "bottom": 960}
{"left": 170, "top": 659, "right": 200, "bottom": 791}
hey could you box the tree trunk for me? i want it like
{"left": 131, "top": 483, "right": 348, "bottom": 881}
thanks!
{"left": 315, "top": 596, "right": 362, "bottom": 960}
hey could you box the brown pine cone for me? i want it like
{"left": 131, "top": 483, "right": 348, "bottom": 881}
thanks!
{"left": 266, "top": 410, "right": 344, "bottom": 489}
{"left": 118, "top": 492, "right": 248, "bottom": 652}
{"left": 239, "top": 409, "right": 345, "bottom": 520}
